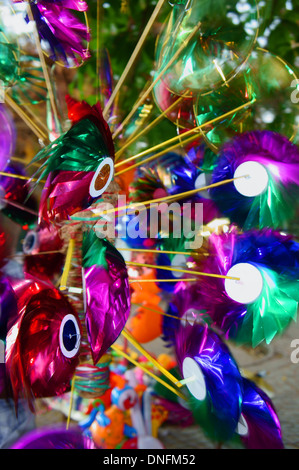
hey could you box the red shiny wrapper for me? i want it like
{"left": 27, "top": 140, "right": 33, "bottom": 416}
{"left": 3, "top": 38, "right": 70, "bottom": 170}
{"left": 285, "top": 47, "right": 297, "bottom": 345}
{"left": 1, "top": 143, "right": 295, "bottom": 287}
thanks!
{"left": 6, "top": 277, "right": 82, "bottom": 411}
{"left": 23, "top": 225, "right": 65, "bottom": 282}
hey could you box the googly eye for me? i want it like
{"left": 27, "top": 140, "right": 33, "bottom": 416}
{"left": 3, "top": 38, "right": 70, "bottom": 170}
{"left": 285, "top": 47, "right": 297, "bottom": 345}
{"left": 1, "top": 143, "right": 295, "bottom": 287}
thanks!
{"left": 23, "top": 230, "right": 38, "bottom": 255}
{"left": 89, "top": 157, "right": 114, "bottom": 199}
{"left": 59, "top": 314, "right": 81, "bottom": 358}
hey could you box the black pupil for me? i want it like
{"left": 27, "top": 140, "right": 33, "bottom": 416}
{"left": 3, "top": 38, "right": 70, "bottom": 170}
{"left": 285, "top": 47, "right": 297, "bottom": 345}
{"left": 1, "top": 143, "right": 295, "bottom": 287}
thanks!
{"left": 24, "top": 234, "right": 35, "bottom": 252}
{"left": 63, "top": 319, "right": 77, "bottom": 352}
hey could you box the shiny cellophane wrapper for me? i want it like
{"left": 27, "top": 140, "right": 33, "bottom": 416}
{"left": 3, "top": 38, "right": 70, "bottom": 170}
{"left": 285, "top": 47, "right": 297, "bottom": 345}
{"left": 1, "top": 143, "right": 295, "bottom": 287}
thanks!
{"left": 59, "top": 178, "right": 120, "bottom": 399}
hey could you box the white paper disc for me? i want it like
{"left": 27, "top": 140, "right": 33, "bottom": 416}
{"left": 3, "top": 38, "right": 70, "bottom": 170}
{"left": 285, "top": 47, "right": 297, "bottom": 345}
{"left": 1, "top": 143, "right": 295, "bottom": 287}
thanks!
{"left": 237, "top": 413, "right": 249, "bottom": 436}
{"left": 225, "top": 263, "right": 264, "bottom": 304}
{"left": 171, "top": 254, "right": 187, "bottom": 278}
{"left": 89, "top": 157, "right": 114, "bottom": 198}
{"left": 182, "top": 357, "right": 206, "bottom": 401}
{"left": 234, "top": 161, "right": 269, "bottom": 197}
{"left": 194, "top": 173, "right": 211, "bottom": 199}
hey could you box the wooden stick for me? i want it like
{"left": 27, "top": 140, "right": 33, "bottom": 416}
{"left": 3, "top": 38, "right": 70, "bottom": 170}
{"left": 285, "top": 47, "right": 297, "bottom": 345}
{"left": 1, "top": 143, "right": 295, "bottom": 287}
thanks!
{"left": 115, "top": 132, "right": 200, "bottom": 176}
{"left": 66, "top": 376, "right": 76, "bottom": 430}
{"left": 122, "top": 328, "right": 184, "bottom": 388}
{"left": 26, "top": 0, "right": 59, "bottom": 126}
{"left": 119, "top": 247, "right": 200, "bottom": 257}
{"left": 96, "top": 0, "right": 101, "bottom": 103}
{"left": 60, "top": 238, "right": 75, "bottom": 291}
{"left": 111, "top": 344, "right": 186, "bottom": 400}
{"left": 115, "top": 99, "right": 256, "bottom": 169}
{"left": 103, "top": 0, "right": 167, "bottom": 119}
{"left": 4, "top": 93, "right": 49, "bottom": 144}
{"left": 86, "top": 176, "right": 245, "bottom": 219}
{"left": 129, "top": 278, "right": 198, "bottom": 284}
{"left": 112, "top": 22, "right": 202, "bottom": 139}
{"left": 114, "top": 92, "right": 189, "bottom": 161}
{"left": 0, "top": 170, "right": 45, "bottom": 184}
{"left": 127, "top": 261, "right": 239, "bottom": 281}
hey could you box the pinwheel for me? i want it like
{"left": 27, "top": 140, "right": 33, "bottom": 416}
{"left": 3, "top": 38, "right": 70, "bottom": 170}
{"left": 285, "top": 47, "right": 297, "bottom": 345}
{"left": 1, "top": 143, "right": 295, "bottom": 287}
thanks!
{"left": 198, "top": 227, "right": 299, "bottom": 347}
{"left": 13, "top": 0, "right": 90, "bottom": 66}
{"left": 81, "top": 230, "right": 130, "bottom": 365}
{"left": 5, "top": 277, "right": 82, "bottom": 410}
{"left": 29, "top": 97, "right": 115, "bottom": 225}
{"left": 175, "top": 320, "right": 243, "bottom": 443}
{"left": 210, "top": 130, "right": 299, "bottom": 230}
{"left": 235, "top": 377, "right": 284, "bottom": 449}
{"left": 11, "top": 425, "right": 95, "bottom": 449}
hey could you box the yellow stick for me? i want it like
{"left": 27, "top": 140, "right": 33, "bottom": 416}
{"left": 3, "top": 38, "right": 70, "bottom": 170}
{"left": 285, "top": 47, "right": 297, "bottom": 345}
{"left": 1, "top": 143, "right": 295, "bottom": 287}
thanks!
{"left": 129, "top": 278, "right": 198, "bottom": 284}
{"left": 87, "top": 176, "right": 244, "bottom": 219}
{"left": 115, "top": 99, "right": 255, "bottom": 169}
{"left": 96, "top": 0, "right": 101, "bottom": 102}
{"left": 0, "top": 170, "right": 45, "bottom": 184}
{"left": 103, "top": 0, "right": 167, "bottom": 119}
{"left": 127, "top": 261, "right": 239, "bottom": 281}
{"left": 60, "top": 238, "right": 75, "bottom": 291}
{"left": 66, "top": 376, "right": 76, "bottom": 430}
{"left": 119, "top": 247, "right": 198, "bottom": 256}
{"left": 115, "top": 132, "right": 200, "bottom": 176}
{"left": 4, "top": 93, "right": 49, "bottom": 144}
{"left": 112, "top": 23, "right": 202, "bottom": 139}
{"left": 115, "top": 92, "right": 189, "bottom": 160}
{"left": 26, "top": 0, "right": 59, "bottom": 126}
{"left": 111, "top": 344, "right": 186, "bottom": 401}
{"left": 122, "top": 328, "right": 184, "bottom": 388}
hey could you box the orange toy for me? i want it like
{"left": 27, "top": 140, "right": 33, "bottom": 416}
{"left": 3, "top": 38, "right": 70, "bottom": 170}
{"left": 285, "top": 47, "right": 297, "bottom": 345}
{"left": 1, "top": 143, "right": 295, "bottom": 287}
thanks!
{"left": 127, "top": 303, "right": 163, "bottom": 344}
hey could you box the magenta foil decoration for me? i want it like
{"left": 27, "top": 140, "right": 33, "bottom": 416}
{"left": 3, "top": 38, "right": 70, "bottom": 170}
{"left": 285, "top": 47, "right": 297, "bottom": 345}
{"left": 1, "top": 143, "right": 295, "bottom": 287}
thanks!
{"left": 238, "top": 378, "right": 284, "bottom": 449}
{"left": 175, "top": 320, "right": 243, "bottom": 442}
{"left": 38, "top": 170, "right": 94, "bottom": 226}
{"left": 11, "top": 425, "right": 95, "bottom": 449}
{"left": 0, "top": 105, "right": 15, "bottom": 170}
{"left": 82, "top": 234, "right": 131, "bottom": 365}
{"left": 5, "top": 277, "right": 81, "bottom": 410}
{"left": 26, "top": 0, "right": 90, "bottom": 66}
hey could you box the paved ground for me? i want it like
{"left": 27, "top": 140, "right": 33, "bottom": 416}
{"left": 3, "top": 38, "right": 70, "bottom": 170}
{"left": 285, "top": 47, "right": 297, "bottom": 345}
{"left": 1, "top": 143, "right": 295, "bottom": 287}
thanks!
{"left": 34, "top": 318, "right": 299, "bottom": 450}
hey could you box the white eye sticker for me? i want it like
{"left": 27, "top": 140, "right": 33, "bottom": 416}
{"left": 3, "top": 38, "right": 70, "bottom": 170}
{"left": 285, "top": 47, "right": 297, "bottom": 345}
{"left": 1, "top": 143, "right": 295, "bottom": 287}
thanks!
{"left": 171, "top": 254, "right": 187, "bottom": 278}
{"left": 182, "top": 357, "right": 206, "bottom": 401}
{"left": 237, "top": 413, "right": 249, "bottom": 436}
{"left": 234, "top": 161, "right": 269, "bottom": 197}
{"left": 59, "top": 314, "right": 81, "bottom": 359}
{"left": 23, "top": 230, "right": 38, "bottom": 255}
{"left": 89, "top": 157, "right": 114, "bottom": 199}
{"left": 225, "top": 263, "right": 264, "bottom": 304}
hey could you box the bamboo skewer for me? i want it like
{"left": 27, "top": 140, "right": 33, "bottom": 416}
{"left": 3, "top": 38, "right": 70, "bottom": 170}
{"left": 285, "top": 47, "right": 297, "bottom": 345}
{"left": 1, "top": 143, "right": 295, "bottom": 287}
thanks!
{"left": 86, "top": 176, "right": 246, "bottom": 219}
{"left": 114, "top": 99, "right": 256, "bottom": 169}
{"left": 122, "top": 328, "right": 184, "bottom": 388}
{"left": 112, "top": 22, "right": 202, "bottom": 139}
{"left": 103, "top": 0, "right": 167, "bottom": 119}
{"left": 114, "top": 92, "right": 189, "bottom": 161}
{"left": 115, "top": 132, "right": 201, "bottom": 176}
{"left": 111, "top": 344, "right": 186, "bottom": 401}
{"left": 4, "top": 93, "right": 49, "bottom": 144}
{"left": 127, "top": 261, "right": 239, "bottom": 281}
{"left": 26, "top": 0, "right": 60, "bottom": 127}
